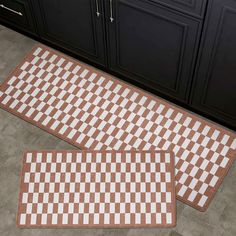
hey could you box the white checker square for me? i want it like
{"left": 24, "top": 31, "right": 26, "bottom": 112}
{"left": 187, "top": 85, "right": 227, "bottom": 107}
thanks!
{"left": 209, "top": 176, "right": 219, "bottom": 187}
{"left": 198, "top": 195, "right": 208, "bottom": 207}
{"left": 188, "top": 190, "right": 198, "bottom": 202}
{"left": 199, "top": 183, "right": 208, "bottom": 195}
{"left": 220, "top": 157, "right": 229, "bottom": 168}
{"left": 20, "top": 214, "right": 26, "bottom": 225}
{"left": 178, "top": 185, "right": 188, "bottom": 197}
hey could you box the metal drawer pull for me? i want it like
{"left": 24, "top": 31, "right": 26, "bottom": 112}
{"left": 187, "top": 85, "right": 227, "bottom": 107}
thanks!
{"left": 95, "top": 0, "right": 100, "bottom": 17}
{"left": 0, "top": 4, "right": 23, "bottom": 16}
{"left": 109, "top": 0, "right": 114, "bottom": 22}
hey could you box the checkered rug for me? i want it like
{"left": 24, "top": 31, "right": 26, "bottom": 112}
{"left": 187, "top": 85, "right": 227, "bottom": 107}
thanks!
{"left": 17, "top": 150, "right": 176, "bottom": 228}
{"left": 1, "top": 45, "right": 236, "bottom": 211}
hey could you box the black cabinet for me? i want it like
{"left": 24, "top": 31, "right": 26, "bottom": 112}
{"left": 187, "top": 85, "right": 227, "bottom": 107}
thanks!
{"left": 106, "top": 0, "right": 202, "bottom": 102}
{"left": 191, "top": 0, "right": 236, "bottom": 129}
{"left": 0, "top": 0, "right": 36, "bottom": 34}
{"left": 33, "top": 0, "right": 106, "bottom": 66}
{"left": 1, "top": 0, "right": 236, "bottom": 129}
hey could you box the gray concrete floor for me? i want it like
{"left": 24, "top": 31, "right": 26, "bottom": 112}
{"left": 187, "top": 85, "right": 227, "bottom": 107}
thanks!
{"left": 0, "top": 24, "right": 235, "bottom": 236}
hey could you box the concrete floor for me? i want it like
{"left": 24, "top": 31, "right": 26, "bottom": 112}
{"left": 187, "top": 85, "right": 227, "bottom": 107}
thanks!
{"left": 0, "top": 24, "right": 235, "bottom": 236}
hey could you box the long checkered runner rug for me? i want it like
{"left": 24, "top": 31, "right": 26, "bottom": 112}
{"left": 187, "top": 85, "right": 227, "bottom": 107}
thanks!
{"left": 0, "top": 45, "right": 236, "bottom": 211}
{"left": 17, "top": 150, "right": 176, "bottom": 228}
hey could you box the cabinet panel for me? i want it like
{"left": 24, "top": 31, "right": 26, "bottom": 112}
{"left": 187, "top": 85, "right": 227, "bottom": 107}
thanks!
{"left": 191, "top": 0, "right": 236, "bottom": 128}
{"left": 149, "top": 0, "right": 207, "bottom": 18}
{"left": 0, "top": 0, "right": 36, "bottom": 34}
{"left": 34, "top": 0, "right": 106, "bottom": 66}
{"left": 107, "top": 0, "right": 201, "bottom": 102}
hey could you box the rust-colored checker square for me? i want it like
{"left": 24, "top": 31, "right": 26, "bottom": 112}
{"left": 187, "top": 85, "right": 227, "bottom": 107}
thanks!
{"left": 0, "top": 45, "right": 235, "bottom": 211}
{"left": 17, "top": 150, "right": 176, "bottom": 228}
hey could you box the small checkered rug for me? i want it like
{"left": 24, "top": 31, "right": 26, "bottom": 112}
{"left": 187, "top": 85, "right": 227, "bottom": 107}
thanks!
{"left": 17, "top": 150, "right": 176, "bottom": 228}
{"left": 1, "top": 45, "right": 236, "bottom": 211}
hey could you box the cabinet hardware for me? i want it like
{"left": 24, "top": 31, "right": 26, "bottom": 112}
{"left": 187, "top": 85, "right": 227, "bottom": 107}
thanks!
{"left": 95, "top": 0, "right": 100, "bottom": 17}
{"left": 0, "top": 4, "right": 23, "bottom": 16}
{"left": 109, "top": 0, "right": 114, "bottom": 22}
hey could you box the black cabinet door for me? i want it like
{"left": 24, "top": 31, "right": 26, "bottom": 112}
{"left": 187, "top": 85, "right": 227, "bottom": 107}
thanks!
{"left": 191, "top": 0, "right": 236, "bottom": 129}
{"left": 34, "top": 0, "right": 106, "bottom": 66}
{"left": 106, "top": 0, "right": 201, "bottom": 103}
